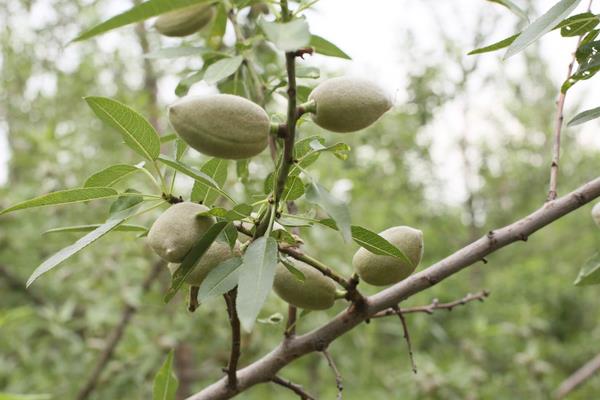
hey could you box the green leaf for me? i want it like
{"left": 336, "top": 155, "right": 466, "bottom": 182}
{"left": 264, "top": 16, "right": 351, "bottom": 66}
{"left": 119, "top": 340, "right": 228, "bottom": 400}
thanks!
{"left": 163, "top": 221, "right": 229, "bottom": 303}
{"left": 280, "top": 257, "right": 305, "bottom": 282}
{"left": 0, "top": 187, "right": 118, "bottom": 216}
{"left": 350, "top": 225, "right": 412, "bottom": 266}
{"left": 26, "top": 217, "right": 125, "bottom": 287}
{"left": 175, "top": 138, "right": 187, "bottom": 161}
{"left": 73, "top": 0, "right": 213, "bottom": 42}
{"left": 83, "top": 164, "right": 142, "bottom": 188}
{"left": 295, "top": 65, "right": 320, "bottom": 79}
{"left": 309, "top": 34, "right": 351, "bottom": 59}
{"left": 208, "top": 3, "right": 228, "bottom": 49}
{"left": 0, "top": 395, "right": 51, "bottom": 400}
{"left": 160, "top": 133, "right": 178, "bottom": 143}
{"left": 226, "top": 204, "right": 253, "bottom": 221}
{"left": 218, "top": 222, "right": 238, "bottom": 249}
{"left": 236, "top": 236, "right": 278, "bottom": 332}
{"left": 197, "top": 257, "right": 243, "bottom": 301}
{"left": 574, "top": 252, "right": 600, "bottom": 286}
{"left": 282, "top": 176, "right": 305, "bottom": 201}
{"left": 271, "top": 228, "right": 298, "bottom": 245}
{"left": 191, "top": 158, "right": 229, "bottom": 205}
{"left": 108, "top": 189, "right": 144, "bottom": 218}
{"left": 504, "top": 0, "right": 582, "bottom": 59}
{"left": 487, "top": 0, "right": 529, "bottom": 21}
{"left": 43, "top": 224, "right": 148, "bottom": 235}
{"left": 259, "top": 18, "right": 311, "bottom": 51}
{"left": 145, "top": 46, "right": 206, "bottom": 59}
{"left": 152, "top": 350, "right": 178, "bottom": 400}
{"left": 558, "top": 12, "right": 600, "bottom": 36}
{"left": 236, "top": 159, "right": 249, "bottom": 182}
{"left": 84, "top": 97, "right": 160, "bottom": 161}
{"left": 305, "top": 182, "right": 351, "bottom": 242}
{"left": 157, "top": 155, "right": 234, "bottom": 202}
{"left": 468, "top": 33, "right": 519, "bottom": 55}
{"left": 204, "top": 55, "right": 244, "bottom": 84}
{"left": 176, "top": 70, "right": 204, "bottom": 97}
{"left": 567, "top": 106, "right": 600, "bottom": 126}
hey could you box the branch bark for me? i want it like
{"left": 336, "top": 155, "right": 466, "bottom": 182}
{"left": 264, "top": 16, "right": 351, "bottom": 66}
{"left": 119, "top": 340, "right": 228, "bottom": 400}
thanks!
{"left": 186, "top": 175, "right": 600, "bottom": 400}
{"left": 372, "top": 290, "right": 489, "bottom": 318}
{"left": 555, "top": 352, "right": 600, "bottom": 399}
{"left": 224, "top": 289, "right": 241, "bottom": 390}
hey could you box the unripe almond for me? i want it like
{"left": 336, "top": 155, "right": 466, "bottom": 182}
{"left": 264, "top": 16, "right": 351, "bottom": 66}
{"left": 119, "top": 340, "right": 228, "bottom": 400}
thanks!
{"left": 154, "top": 4, "right": 214, "bottom": 37}
{"left": 592, "top": 202, "right": 600, "bottom": 226}
{"left": 169, "top": 94, "right": 270, "bottom": 159}
{"left": 273, "top": 261, "right": 336, "bottom": 310}
{"left": 308, "top": 77, "right": 392, "bottom": 133}
{"left": 352, "top": 226, "right": 424, "bottom": 286}
{"left": 168, "top": 241, "right": 241, "bottom": 286}
{"left": 147, "top": 202, "right": 215, "bottom": 263}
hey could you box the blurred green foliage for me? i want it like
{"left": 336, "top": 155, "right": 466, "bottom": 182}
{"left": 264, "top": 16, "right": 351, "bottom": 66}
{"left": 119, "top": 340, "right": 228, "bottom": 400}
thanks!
{"left": 2, "top": 1, "right": 600, "bottom": 400}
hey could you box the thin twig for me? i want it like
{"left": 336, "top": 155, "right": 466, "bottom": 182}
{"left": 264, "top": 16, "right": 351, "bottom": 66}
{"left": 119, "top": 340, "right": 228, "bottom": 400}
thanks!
{"left": 188, "top": 286, "right": 199, "bottom": 312}
{"left": 392, "top": 305, "right": 417, "bottom": 374}
{"left": 372, "top": 290, "right": 490, "bottom": 318}
{"left": 271, "top": 375, "right": 315, "bottom": 400}
{"left": 223, "top": 289, "right": 241, "bottom": 389}
{"left": 322, "top": 349, "right": 343, "bottom": 400}
{"left": 279, "top": 247, "right": 350, "bottom": 290}
{"left": 285, "top": 305, "right": 297, "bottom": 338}
{"left": 555, "top": 352, "right": 600, "bottom": 399}
{"left": 547, "top": 0, "right": 594, "bottom": 200}
{"left": 76, "top": 260, "right": 163, "bottom": 400}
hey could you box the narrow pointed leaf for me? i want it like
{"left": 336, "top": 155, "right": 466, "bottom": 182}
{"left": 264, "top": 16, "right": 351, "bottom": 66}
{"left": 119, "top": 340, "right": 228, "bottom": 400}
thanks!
{"left": 351, "top": 225, "right": 412, "bottom": 266}
{"left": 236, "top": 237, "right": 278, "bottom": 332}
{"left": 152, "top": 350, "right": 178, "bottom": 400}
{"left": 197, "top": 257, "right": 243, "bottom": 301}
{"left": 558, "top": 12, "right": 600, "bottom": 36}
{"left": 163, "top": 221, "right": 229, "bottom": 303}
{"left": 26, "top": 218, "right": 125, "bottom": 287}
{"left": 567, "top": 106, "right": 600, "bottom": 126}
{"left": 73, "top": 0, "right": 213, "bottom": 42}
{"left": 305, "top": 182, "right": 352, "bottom": 242}
{"left": 504, "top": 0, "right": 582, "bottom": 59}
{"left": 310, "top": 34, "right": 351, "bottom": 59}
{"left": 191, "top": 158, "right": 229, "bottom": 205}
{"left": 0, "top": 187, "right": 118, "bottom": 216}
{"left": 203, "top": 56, "right": 244, "bottom": 84}
{"left": 84, "top": 164, "right": 142, "bottom": 187}
{"left": 43, "top": 224, "right": 147, "bottom": 235}
{"left": 468, "top": 34, "right": 519, "bottom": 55}
{"left": 85, "top": 97, "right": 160, "bottom": 161}
{"left": 574, "top": 252, "right": 600, "bottom": 286}
{"left": 487, "top": 0, "right": 529, "bottom": 21}
{"left": 259, "top": 18, "right": 311, "bottom": 51}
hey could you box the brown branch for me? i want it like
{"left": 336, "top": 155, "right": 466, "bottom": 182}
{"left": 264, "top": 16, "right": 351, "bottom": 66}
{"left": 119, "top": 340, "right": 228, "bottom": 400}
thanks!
{"left": 547, "top": 0, "right": 593, "bottom": 200}
{"left": 285, "top": 305, "right": 297, "bottom": 338}
{"left": 223, "top": 289, "right": 241, "bottom": 390}
{"left": 188, "top": 286, "right": 200, "bottom": 312}
{"left": 555, "top": 352, "right": 600, "bottom": 399}
{"left": 271, "top": 375, "right": 315, "bottom": 400}
{"left": 187, "top": 176, "right": 600, "bottom": 400}
{"left": 392, "top": 305, "right": 417, "bottom": 374}
{"left": 322, "top": 349, "right": 343, "bottom": 400}
{"left": 76, "top": 260, "right": 163, "bottom": 400}
{"left": 372, "top": 290, "right": 489, "bottom": 318}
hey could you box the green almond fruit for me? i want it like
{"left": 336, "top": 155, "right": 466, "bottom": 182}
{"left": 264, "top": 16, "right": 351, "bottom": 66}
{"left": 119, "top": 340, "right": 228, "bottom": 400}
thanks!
{"left": 592, "top": 202, "right": 600, "bottom": 227}
{"left": 273, "top": 260, "right": 336, "bottom": 310}
{"left": 168, "top": 240, "right": 240, "bottom": 286}
{"left": 352, "top": 226, "right": 424, "bottom": 286}
{"left": 308, "top": 77, "right": 392, "bottom": 133}
{"left": 169, "top": 94, "right": 270, "bottom": 160}
{"left": 147, "top": 202, "right": 215, "bottom": 263}
{"left": 154, "top": 4, "right": 214, "bottom": 37}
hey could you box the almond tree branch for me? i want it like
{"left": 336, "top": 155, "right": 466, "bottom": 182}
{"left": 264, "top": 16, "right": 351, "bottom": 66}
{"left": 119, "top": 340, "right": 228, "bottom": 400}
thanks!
{"left": 391, "top": 305, "right": 417, "bottom": 374}
{"left": 224, "top": 289, "right": 241, "bottom": 390}
{"left": 285, "top": 305, "right": 297, "bottom": 338}
{"left": 271, "top": 375, "right": 315, "bottom": 400}
{"left": 555, "top": 352, "right": 600, "bottom": 399}
{"left": 372, "top": 290, "right": 489, "bottom": 318}
{"left": 187, "top": 176, "right": 600, "bottom": 400}
{"left": 322, "top": 349, "right": 343, "bottom": 400}
{"left": 76, "top": 260, "right": 163, "bottom": 400}
{"left": 547, "top": 0, "right": 593, "bottom": 201}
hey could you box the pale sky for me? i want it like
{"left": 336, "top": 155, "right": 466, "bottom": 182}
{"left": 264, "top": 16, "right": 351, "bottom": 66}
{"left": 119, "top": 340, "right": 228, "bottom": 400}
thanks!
{"left": 2, "top": 0, "right": 599, "bottom": 204}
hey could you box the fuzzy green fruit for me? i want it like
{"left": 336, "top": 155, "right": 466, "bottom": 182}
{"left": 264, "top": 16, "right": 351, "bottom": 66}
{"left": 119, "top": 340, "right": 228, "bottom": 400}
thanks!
{"left": 352, "top": 226, "right": 424, "bottom": 286}
{"left": 168, "top": 94, "right": 270, "bottom": 159}
{"left": 168, "top": 241, "right": 240, "bottom": 286}
{"left": 273, "top": 261, "right": 336, "bottom": 310}
{"left": 308, "top": 77, "right": 392, "bottom": 133}
{"left": 154, "top": 4, "right": 214, "bottom": 37}
{"left": 592, "top": 202, "right": 600, "bottom": 227}
{"left": 147, "top": 202, "right": 215, "bottom": 263}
